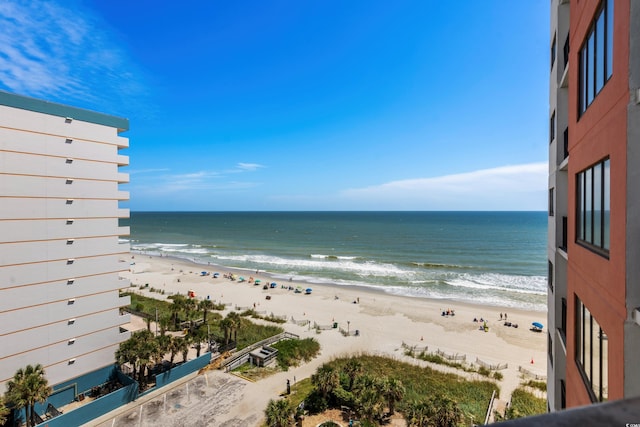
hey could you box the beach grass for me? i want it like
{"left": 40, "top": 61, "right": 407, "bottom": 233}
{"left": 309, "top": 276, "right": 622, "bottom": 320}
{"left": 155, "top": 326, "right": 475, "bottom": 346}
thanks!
{"left": 234, "top": 318, "right": 284, "bottom": 350}
{"left": 503, "top": 387, "right": 547, "bottom": 419}
{"left": 272, "top": 338, "right": 321, "bottom": 370}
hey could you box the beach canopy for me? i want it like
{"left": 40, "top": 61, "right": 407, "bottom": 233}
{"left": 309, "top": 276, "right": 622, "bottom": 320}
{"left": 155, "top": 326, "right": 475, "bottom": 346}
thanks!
{"left": 532, "top": 322, "right": 544, "bottom": 329}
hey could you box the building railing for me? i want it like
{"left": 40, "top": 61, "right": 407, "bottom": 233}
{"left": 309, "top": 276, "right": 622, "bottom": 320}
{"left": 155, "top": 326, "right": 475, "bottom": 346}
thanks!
{"left": 495, "top": 396, "right": 640, "bottom": 426}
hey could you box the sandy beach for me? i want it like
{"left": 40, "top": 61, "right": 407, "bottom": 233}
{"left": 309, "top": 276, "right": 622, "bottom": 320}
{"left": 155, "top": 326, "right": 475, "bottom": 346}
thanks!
{"left": 119, "top": 254, "right": 547, "bottom": 425}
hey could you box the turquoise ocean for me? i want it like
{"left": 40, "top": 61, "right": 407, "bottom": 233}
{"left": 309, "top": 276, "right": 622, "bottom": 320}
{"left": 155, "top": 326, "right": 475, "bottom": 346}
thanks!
{"left": 126, "top": 211, "right": 548, "bottom": 311}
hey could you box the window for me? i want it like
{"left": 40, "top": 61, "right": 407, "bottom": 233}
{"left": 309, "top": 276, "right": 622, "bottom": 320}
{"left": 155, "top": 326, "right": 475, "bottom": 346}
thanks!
{"left": 560, "top": 297, "right": 567, "bottom": 345}
{"left": 548, "top": 332, "right": 554, "bottom": 367}
{"left": 563, "top": 34, "right": 570, "bottom": 70}
{"left": 550, "top": 111, "right": 556, "bottom": 143}
{"left": 551, "top": 33, "right": 557, "bottom": 69}
{"left": 576, "top": 158, "right": 610, "bottom": 253}
{"left": 563, "top": 127, "right": 569, "bottom": 159}
{"left": 575, "top": 297, "right": 608, "bottom": 402}
{"left": 579, "top": 0, "right": 614, "bottom": 116}
{"left": 548, "top": 260, "right": 554, "bottom": 292}
{"left": 561, "top": 216, "right": 568, "bottom": 252}
{"left": 561, "top": 379, "right": 566, "bottom": 409}
{"left": 549, "top": 188, "right": 555, "bottom": 216}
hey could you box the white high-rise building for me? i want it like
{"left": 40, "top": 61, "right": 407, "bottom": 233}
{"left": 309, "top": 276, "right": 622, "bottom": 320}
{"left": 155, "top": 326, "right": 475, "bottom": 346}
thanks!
{"left": 0, "top": 91, "right": 132, "bottom": 392}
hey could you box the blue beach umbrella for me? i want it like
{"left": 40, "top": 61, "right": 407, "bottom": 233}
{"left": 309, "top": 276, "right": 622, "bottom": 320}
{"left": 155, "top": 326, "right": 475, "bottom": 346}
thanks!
{"left": 532, "top": 322, "right": 544, "bottom": 329}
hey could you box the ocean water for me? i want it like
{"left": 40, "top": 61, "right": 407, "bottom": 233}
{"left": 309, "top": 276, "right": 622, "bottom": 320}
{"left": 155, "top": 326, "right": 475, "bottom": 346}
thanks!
{"left": 125, "top": 211, "right": 548, "bottom": 311}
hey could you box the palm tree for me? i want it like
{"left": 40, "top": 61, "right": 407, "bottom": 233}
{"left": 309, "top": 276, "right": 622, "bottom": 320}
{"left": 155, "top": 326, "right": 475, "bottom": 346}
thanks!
{"left": 135, "top": 329, "right": 160, "bottom": 384}
{"left": 167, "top": 336, "right": 181, "bottom": 365}
{"left": 116, "top": 334, "right": 140, "bottom": 378}
{"left": 264, "top": 398, "right": 293, "bottom": 427}
{"left": 199, "top": 299, "right": 215, "bottom": 324}
{"left": 219, "top": 318, "right": 233, "bottom": 345}
{"left": 382, "top": 377, "right": 405, "bottom": 415}
{"left": 170, "top": 295, "right": 188, "bottom": 329}
{"left": 6, "top": 364, "right": 52, "bottom": 427}
{"left": 184, "top": 297, "right": 198, "bottom": 329}
{"left": 311, "top": 364, "right": 339, "bottom": 400}
{"left": 343, "top": 358, "right": 363, "bottom": 390}
{"left": 0, "top": 395, "right": 10, "bottom": 426}
{"left": 159, "top": 315, "right": 172, "bottom": 336}
{"left": 189, "top": 325, "right": 208, "bottom": 357}
{"left": 226, "top": 312, "right": 242, "bottom": 343}
{"left": 156, "top": 334, "right": 172, "bottom": 364}
{"left": 353, "top": 374, "right": 385, "bottom": 423}
{"left": 176, "top": 336, "right": 190, "bottom": 362}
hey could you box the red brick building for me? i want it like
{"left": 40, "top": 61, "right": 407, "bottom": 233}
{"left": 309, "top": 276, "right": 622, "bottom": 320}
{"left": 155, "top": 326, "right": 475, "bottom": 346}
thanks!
{"left": 548, "top": 0, "right": 640, "bottom": 410}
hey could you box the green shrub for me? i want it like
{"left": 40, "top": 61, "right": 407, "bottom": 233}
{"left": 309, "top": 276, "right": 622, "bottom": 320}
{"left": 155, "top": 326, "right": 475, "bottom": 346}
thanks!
{"left": 478, "top": 366, "right": 491, "bottom": 377}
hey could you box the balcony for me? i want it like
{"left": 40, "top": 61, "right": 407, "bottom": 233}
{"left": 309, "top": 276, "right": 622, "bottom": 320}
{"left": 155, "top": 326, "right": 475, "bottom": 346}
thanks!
{"left": 560, "top": 216, "right": 568, "bottom": 252}
{"left": 117, "top": 172, "right": 129, "bottom": 184}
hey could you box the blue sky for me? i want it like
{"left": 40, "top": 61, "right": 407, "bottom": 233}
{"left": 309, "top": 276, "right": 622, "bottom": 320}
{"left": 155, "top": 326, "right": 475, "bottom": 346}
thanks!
{"left": 0, "top": 1, "right": 550, "bottom": 211}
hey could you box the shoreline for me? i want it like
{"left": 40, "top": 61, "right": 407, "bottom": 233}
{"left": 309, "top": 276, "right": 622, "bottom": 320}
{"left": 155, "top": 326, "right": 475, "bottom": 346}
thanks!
{"left": 132, "top": 251, "right": 547, "bottom": 314}
{"left": 125, "top": 253, "right": 546, "bottom": 359}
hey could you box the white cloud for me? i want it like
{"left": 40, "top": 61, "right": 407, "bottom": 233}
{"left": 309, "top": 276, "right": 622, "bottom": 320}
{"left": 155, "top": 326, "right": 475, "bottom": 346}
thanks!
{"left": 0, "top": 1, "right": 145, "bottom": 112}
{"left": 128, "top": 168, "right": 171, "bottom": 175}
{"left": 339, "top": 162, "right": 547, "bottom": 210}
{"left": 131, "top": 165, "right": 266, "bottom": 195}
{"left": 236, "top": 162, "right": 265, "bottom": 171}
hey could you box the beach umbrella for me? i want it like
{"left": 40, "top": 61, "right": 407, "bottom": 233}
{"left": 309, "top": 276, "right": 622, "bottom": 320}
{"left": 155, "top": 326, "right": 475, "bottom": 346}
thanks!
{"left": 532, "top": 322, "right": 544, "bottom": 329}
{"left": 255, "top": 279, "right": 261, "bottom": 283}
{"left": 305, "top": 288, "right": 312, "bottom": 294}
